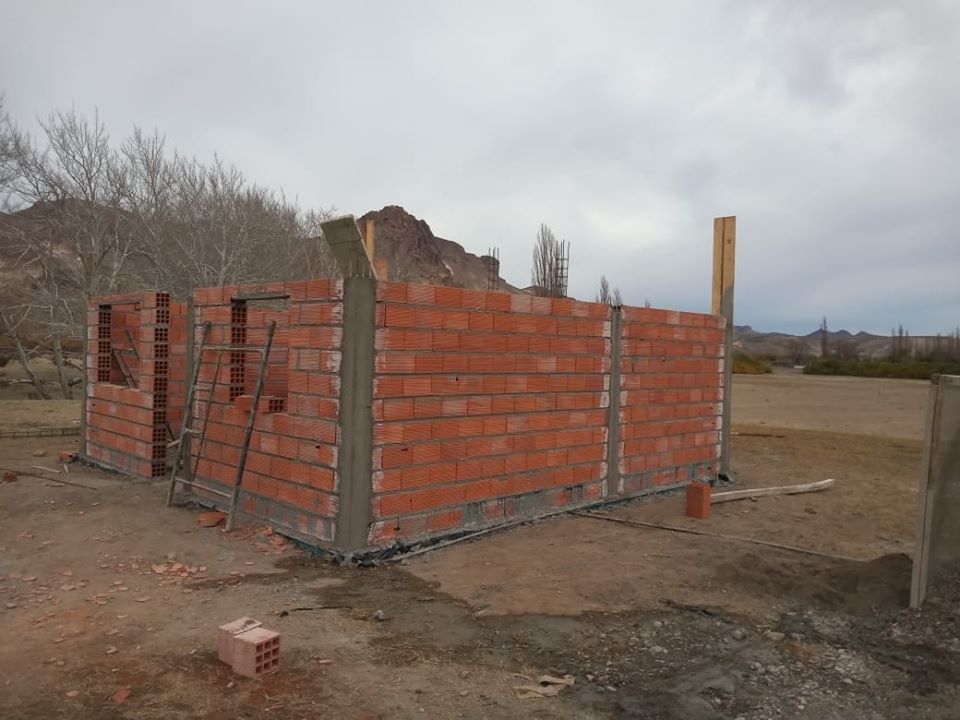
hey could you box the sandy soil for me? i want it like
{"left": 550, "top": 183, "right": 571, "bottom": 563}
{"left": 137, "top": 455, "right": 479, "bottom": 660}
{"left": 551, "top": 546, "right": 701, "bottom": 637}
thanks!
{"left": 0, "top": 400, "right": 80, "bottom": 433}
{"left": 733, "top": 371, "right": 928, "bottom": 440}
{"left": 1, "top": 374, "right": 957, "bottom": 719}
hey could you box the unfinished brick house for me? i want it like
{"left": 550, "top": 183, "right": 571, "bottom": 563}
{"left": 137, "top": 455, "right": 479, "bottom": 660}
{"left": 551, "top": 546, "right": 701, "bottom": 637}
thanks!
{"left": 84, "top": 218, "right": 724, "bottom": 558}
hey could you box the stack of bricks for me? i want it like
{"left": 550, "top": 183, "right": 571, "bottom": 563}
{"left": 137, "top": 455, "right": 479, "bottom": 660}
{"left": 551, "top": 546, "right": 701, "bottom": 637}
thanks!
{"left": 188, "top": 279, "right": 343, "bottom": 543}
{"left": 85, "top": 291, "right": 187, "bottom": 478}
{"left": 617, "top": 307, "right": 724, "bottom": 494}
{"left": 370, "top": 282, "right": 611, "bottom": 543}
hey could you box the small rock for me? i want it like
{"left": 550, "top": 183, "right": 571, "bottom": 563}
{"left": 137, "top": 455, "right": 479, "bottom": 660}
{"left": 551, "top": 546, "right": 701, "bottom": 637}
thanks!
{"left": 605, "top": 685, "right": 617, "bottom": 692}
{"left": 33, "top": 449, "right": 46, "bottom": 457}
{"left": 764, "top": 630, "right": 785, "bottom": 642}
{"left": 106, "top": 646, "right": 118, "bottom": 655}
{"left": 460, "top": 690, "right": 469, "bottom": 697}
{"left": 650, "top": 645, "right": 667, "bottom": 654}
{"left": 66, "top": 690, "right": 79, "bottom": 698}
{"left": 731, "top": 628, "right": 747, "bottom": 641}
{"left": 371, "top": 609, "right": 387, "bottom": 621}
{"left": 653, "top": 621, "right": 663, "bottom": 628}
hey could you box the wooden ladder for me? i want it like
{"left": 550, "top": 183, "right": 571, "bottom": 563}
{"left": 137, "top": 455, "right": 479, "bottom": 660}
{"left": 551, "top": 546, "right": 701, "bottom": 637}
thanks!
{"left": 164, "top": 321, "right": 277, "bottom": 533}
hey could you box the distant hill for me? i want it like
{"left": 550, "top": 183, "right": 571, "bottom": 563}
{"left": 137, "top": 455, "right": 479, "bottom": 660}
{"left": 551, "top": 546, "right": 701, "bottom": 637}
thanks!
{"left": 734, "top": 326, "right": 947, "bottom": 362}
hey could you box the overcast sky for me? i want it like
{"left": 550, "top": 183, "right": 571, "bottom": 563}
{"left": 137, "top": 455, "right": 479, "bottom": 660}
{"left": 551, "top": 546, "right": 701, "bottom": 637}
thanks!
{"left": 2, "top": 1, "right": 958, "bottom": 334}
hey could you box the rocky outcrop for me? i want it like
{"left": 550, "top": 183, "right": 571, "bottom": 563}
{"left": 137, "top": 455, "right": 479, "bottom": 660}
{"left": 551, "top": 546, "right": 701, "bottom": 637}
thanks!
{"left": 358, "top": 205, "right": 516, "bottom": 291}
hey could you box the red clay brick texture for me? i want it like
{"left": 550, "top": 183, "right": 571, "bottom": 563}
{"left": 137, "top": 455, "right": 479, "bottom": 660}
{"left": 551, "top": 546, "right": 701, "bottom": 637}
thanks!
{"left": 618, "top": 307, "right": 724, "bottom": 495}
{"left": 369, "top": 283, "right": 614, "bottom": 544}
{"left": 187, "top": 279, "right": 343, "bottom": 542}
{"left": 88, "top": 277, "right": 723, "bottom": 554}
{"left": 85, "top": 291, "right": 186, "bottom": 479}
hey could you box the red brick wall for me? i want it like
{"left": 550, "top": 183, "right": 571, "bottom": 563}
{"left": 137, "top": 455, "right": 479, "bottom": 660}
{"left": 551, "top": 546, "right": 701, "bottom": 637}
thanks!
{"left": 188, "top": 279, "right": 343, "bottom": 542}
{"left": 86, "top": 277, "right": 723, "bottom": 555}
{"left": 369, "top": 282, "right": 613, "bottom": 544}
{"left": 617, "top": 307, "right": 725, "bottom": 495}
{"left": 85, "top": 291, "right": 186, "bottom": 478}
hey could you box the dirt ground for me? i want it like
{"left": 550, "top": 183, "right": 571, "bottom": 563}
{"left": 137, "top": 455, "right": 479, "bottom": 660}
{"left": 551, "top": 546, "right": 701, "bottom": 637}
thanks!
{"left": 733, "top": 370, "right": 928, "bottom": 440}
{"left": 3, "top": 373, "right": 959, "bottom": 719}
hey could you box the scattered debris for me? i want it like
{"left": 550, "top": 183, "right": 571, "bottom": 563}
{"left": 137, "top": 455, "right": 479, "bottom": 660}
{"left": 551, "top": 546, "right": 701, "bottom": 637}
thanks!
{"left": 514, "top": 674, "right": 575, "bottom": 699}
{"left": 65, "top": 690, "right": 79, "bottom": 698}
{"left": 2, "top": 471, "right": 16, "bottom": 483}
{"left": 371, "top": 609, "right": 387, "bottom": 622}
{"left": 111, "top": 687, "right": 131, "bottom": 703}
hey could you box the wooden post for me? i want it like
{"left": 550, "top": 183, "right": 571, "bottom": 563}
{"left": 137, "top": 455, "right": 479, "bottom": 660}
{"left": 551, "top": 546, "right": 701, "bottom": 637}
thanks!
{"left": 910, "top": 375, "right": 946, "bottom": 608}
{"left": 364, "top": 218, "right": 376, "bottom": 261}
{"left": 712, "top": 216, "right": 736, "bottom": 477}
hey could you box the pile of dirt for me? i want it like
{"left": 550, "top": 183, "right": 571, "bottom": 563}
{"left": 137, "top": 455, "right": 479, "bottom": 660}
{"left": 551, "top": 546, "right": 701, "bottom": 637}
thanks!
{"left": 717, "top": 551, "right": 912, "bottom": 614}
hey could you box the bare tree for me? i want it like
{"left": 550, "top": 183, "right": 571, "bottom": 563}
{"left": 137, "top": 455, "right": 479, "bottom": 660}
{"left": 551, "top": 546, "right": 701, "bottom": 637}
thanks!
{"left": 0, "top": 97, "right": 16, "bottom": 207}
{"left": 1, "top": 108, "right": 133, "bottom": 397}
{"left": 595, "top": 274, "right": 623, "bottom": 306}
{"left": 0, "top": 105, "right": 336, "bottom": 400}
{"left": 120, "top": 130, "right": 335, "bottom": 296}
{"left": 785, "top": 337, "right": 807, "bottom": 366}
{"left": 596, "top": 275, "right": 610, "bottom": 304}
{"left": 820, "top": 316, "right": 829, "bottom": 357}
{"left": 531, "top": 223, "right": 569, "bottom": 298}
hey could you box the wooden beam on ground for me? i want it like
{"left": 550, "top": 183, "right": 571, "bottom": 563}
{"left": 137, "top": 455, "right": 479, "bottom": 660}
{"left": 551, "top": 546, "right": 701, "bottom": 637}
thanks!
{"left": 711, "top": 478, "right": 835, "bottom": 504}
{"left": 712, "top": 216, "right": 736, "bottom": 476}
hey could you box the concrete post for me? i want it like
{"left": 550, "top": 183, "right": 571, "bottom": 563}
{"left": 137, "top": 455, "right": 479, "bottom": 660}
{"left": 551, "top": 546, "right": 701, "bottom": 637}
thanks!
{"left": 334, "top": 276, "right": 377, "bottom": 556}
{"left": 605, "top": 305, "right": 623, "bottom": 496}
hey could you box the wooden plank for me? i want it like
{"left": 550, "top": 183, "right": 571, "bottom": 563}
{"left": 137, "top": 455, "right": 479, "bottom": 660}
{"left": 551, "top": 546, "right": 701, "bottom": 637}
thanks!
{"left": 224, "top": 320, "right": 277, "bottom": 532}
{"left": 232, "top": 292, "right": 290, "bottom": 302}
{"left": 712, "top": 216, "right": 736, "bottom": 476}
{"left": 365, "top": 218, "right": 376, "bottom": 261}
{"left": 711, "top": 218, "right": 724, "bottom": 315}
{"left": 712, "top": 478, "right": 834, "bottom": 504}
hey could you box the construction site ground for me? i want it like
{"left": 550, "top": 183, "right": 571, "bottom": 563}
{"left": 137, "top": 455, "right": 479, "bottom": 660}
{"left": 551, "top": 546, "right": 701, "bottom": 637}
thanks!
{"left": 3, "top": 371, "right": 959, "bottom": 719}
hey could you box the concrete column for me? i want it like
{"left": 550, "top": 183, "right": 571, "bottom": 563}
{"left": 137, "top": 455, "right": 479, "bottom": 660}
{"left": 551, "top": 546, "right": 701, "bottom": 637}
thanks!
{"left": 605, "top": 306, "right": 623, "bottom": 496}
{"left": 334, "top": 277, "right": 377, "bottom": 556}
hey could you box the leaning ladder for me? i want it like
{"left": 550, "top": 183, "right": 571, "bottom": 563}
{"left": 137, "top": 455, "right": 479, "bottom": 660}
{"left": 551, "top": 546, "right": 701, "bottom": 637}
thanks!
{"left": 164, "top": 321, "right": 277, "bottom": 533}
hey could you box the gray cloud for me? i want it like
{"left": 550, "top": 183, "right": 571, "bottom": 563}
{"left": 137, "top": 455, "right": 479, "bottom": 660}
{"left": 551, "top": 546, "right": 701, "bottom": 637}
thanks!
{"left": 2, "top": 0, "right": 957, "bottom": 334}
